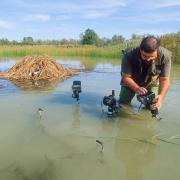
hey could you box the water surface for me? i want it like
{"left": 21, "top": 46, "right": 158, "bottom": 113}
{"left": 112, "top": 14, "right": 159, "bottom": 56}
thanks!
{"left": 0, "top": 58, "right": 180, "bottom": 180}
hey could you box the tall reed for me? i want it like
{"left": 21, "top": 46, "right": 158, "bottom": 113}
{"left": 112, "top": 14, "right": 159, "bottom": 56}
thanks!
{"left": 0, "top": 45, "right": 122, "bottom": 60}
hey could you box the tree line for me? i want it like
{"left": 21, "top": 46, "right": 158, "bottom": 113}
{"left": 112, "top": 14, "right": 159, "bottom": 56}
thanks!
{"left": 0, "top": 28, "right": 179, "bottom": 62}
{"left": 0, "top": 29, "right": 179, "bottom": 47}
{"left": 0, "top": 29, "right": 126, "bottom": 46}
{"left": 0, "top": 28, "right": 153, "bottom": 46}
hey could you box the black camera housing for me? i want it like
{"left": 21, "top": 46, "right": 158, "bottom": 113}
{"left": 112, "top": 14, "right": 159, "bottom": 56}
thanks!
{"left": 103, "top": 90, "right": 118, "bottom": 116}
{"left": 72, "top": 81, "right": 82, "bottom": 101}
{"left": 137, "top": 91, "right": 158, "bottom": 117}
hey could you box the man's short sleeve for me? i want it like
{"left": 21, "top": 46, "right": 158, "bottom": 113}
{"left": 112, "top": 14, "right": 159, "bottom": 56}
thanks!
{"left": 159, "top": 48, "right": 172, "bottom": 77}
{"left": 121, "top": 53, "right": 132, "bottom": 75}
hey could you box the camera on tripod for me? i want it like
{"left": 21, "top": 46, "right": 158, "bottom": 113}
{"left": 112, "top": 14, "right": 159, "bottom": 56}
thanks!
{"left": 137, "top": 91, "right": 159, "bottom": 118}
{"left": 72, "top": 81, "right": 82, "bottom": 101}
{"left": 102, "top": 90, "right": 119, "bottom": 116}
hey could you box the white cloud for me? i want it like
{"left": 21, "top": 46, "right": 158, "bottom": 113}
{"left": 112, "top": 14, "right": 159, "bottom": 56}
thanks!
{"left": 63, "top": 1, "right": 125, "bottom": 19}
{"left": 134, "top": 28, "right": 171, "bottom": 35}
{"left": 111, "top": 10, "right": 180, "bottom": 24}
{"left": 120, "top": 27, "right": 176, "bottom": 39}
{"left": 17, "top": 0, "right": 129, "bottom": 19}
{"left": 86, "top": 12, "right": 108, "bottom": 18}
{"left": 24, "top": 14, "right": 50, "bottom": 22}
{"left": 152, "top": 0, "right": 180, "bottom": 8}
{"left": 84, "top": 10, "right": 114, "bottom": 18}
{"left": 0, "top": 20, "right": 12, "bottom": 28}
{"left": 78, "top": 0, "right": 129, "bottom": 18}
{"left": 35, "top": 14, "right": 50, "bottom": 22}
{"left": 138, "top": 0, "right": 180, "bottom": 9}
{"left": 135, "top": 12, "right": 180, "bottom": 23}
{"left": 55, "top": 15, "right": 72, "bottom": 21}
{"left": 89, "top": 0, "right": 128, "bottom": 8}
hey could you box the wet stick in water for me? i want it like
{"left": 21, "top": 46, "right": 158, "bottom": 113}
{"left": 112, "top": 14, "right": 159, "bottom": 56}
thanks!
{"left": 167, "top": 134, "right": 180, "bottom": 140}
{"left": 157, "top": 138, "right": 180, "bottom": 146}
{"left": 38, "top": 108, "right": 44, "bottom": 120}
{"left": 96, "top": 140, "right": 104, "bottom": 152}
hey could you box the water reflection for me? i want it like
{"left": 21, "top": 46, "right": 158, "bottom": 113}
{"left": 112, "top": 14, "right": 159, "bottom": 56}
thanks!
{"left": 101, "top": 107, "right": 158, "bottom": 180}
{"left": 0, "top": 58, "right": 180, "bottom": 180}
{"left": 58, "top": 60, "right": 85, "bottom": 69}
{"left": 1, "top": 157, "right": 57, "bottom": 180}
{"left": 11, "top": 79, "right": 62, "bottom": 90}
{"left": 72, "top": 104, "right": 81, "bottom": 128}
{"left": 95, "top": 63, "right": 120, "bottom": 73}
{"left": 0, "top": 60, "right": 16, "bottom": 72}
{"left": 58, "top": 57, "right": 120, "bottom": 71}
{"left": 0, "top": 58, "right": 120, "bottom": 91}
{"left": 171, "top": 65, "right": 180, "bottom": 80}
{"left": 114, "top": 118, "right": 157, "bottom": 180}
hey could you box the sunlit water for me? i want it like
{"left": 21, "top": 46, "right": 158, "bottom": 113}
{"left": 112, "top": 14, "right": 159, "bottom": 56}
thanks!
{"left": 0, "top": 58, "right": 180, "bottom": 180}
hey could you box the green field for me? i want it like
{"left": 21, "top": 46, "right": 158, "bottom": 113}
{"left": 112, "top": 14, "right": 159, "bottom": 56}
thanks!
{"left": 0, "top": 45, "right": 123, "bottom": 60}
{"left": 0, "top": 32, "right": 179, "bottom": 63}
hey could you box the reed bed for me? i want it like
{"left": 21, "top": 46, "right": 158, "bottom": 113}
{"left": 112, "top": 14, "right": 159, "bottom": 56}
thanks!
{"left": 0, "top": 41, "right": 179, "bottom": 63}
{"left": 0, "top": 45, "right": 121, "bottom": 59}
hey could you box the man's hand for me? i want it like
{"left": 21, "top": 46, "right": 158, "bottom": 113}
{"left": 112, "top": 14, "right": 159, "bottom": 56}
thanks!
{"left": 136, "top": 87, "right": 148, "bottom": 95}
{"left": 155, "top": 95, "right": 163, "bottom": 110}
{"left": 153, "top": 77, "right": 170, "bottom": 111}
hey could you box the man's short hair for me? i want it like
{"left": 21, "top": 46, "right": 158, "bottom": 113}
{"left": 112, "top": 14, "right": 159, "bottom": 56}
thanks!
{"left": 140, "top": 36, "right": 160, "bottom": 53}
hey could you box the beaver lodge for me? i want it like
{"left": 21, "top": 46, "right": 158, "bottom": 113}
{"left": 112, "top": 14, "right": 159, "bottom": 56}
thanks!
{"left": 0, "top": 55, "right": 77, "bottom": 89}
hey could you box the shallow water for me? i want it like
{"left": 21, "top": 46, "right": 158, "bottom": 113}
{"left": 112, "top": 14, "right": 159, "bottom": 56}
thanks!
{"left": 0, "top": 58, "right": 180, "bottom": 180}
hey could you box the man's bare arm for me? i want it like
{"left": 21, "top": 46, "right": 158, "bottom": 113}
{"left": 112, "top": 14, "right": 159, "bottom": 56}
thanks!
{"left": 122, "top": 74, "right": 148, "bottom": 95}
{"left": 155, "top": 77, "right": 170, "bottom": 110}
{"left": 158, "top": 77, "right": 170, "bottom": 99}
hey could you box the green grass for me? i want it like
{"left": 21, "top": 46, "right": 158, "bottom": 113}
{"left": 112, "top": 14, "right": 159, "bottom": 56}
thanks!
{"left": 0, "top": 41, "right": 179, "bottom": 63}
{"left": 0, "top": 45, "right": 123, "bottom": 60}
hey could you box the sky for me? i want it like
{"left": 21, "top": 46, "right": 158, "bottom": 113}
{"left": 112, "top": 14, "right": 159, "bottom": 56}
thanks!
{"left": 0, "top": 0, "right": 180, "bottom": 40}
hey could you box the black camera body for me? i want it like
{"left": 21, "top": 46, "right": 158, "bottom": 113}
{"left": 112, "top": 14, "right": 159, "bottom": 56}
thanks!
{"left": 137, "top": 91, "right": 158, "bottom": 118}
{"left": 103, "top": 90, "right": 118, "bottom": 116}
{"left": 72, "top": 81, "right": 82, "bottom": 101}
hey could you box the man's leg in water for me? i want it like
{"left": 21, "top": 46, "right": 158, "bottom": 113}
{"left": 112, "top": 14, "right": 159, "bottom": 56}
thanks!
{"left": 119, "top": 86, "right": 135, "bottom": 104}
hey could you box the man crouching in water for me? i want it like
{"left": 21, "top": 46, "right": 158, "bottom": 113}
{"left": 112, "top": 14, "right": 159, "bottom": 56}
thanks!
{"left": 119, "top": 36, "right": 171, "bottom": 111}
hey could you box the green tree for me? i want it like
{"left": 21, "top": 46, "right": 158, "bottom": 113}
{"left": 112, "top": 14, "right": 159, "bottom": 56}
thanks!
{"left": 22, "top": 37, "right": 34, "bottom": 45}
{"left": 0, "top": 38, "right": 10, "bottom": 45}
{"left": 80, "top": 28, "right": 99, "bottom": 45}
{"left": 111, "top": 35, "right": 125, "bottom": 44}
